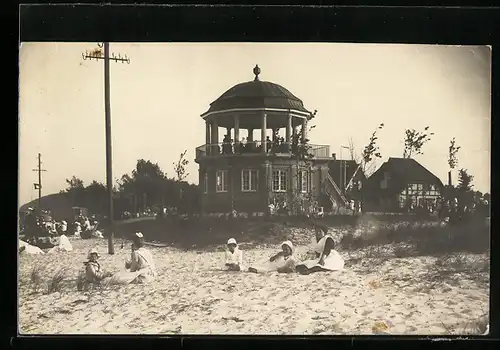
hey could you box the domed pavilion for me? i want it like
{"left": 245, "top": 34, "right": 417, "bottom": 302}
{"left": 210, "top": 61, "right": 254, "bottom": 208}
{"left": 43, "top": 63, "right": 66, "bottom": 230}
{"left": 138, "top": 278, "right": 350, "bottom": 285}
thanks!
{"left": 195, "top": 65, "right": 350, "bottom": 216}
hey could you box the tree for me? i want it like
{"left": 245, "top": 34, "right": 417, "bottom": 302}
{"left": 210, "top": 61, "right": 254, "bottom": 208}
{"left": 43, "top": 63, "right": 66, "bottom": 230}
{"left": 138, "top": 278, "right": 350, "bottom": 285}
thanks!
{"left": 447, "top": 137, "right": 461, "bottom": 186}
{"left": 271, "top": 112, "right": 317, "bottom": 216}
{"left": 119, "top": 159, "right": 167, "bottom": 212}
{"left": 403, "top": 126, "right": 434, "bottom": 158}
{"left": 457, "top": 168, "right": 474, "bottom": 192}
{"left": 455, "top": 168, "right": 475, "bottom": 216}
{"left": 360, "top": 123, "right": 384, "bottom": 177}
{"left": 84, "top": 180, "right": 107, "bottom": 214}
{"left": 62, "top": 176, "right": 86, "bottom": 206}
{"left": 65, "top": 176, "right": 84, "bottom": 192}
{"left": 173, "top": 150, "right": 190, "bottom": 182}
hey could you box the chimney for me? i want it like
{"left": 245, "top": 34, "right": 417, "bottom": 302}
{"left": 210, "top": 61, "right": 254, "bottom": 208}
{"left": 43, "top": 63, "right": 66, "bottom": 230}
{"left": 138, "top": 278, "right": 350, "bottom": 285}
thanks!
{"left": 331, "top": 153, "right": 336, "bottom": 160}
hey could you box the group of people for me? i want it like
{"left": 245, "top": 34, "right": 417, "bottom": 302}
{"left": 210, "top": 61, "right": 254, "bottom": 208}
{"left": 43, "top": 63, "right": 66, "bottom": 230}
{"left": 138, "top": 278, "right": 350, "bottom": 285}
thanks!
{"left": 23, "top": 208, "right": 70, "bottom": 248}
{"left": 82, "top": 232, "right": 157, "bottom": 288}
{"left": 80, "top": 219, "right": 343, "bottom": 290}
{"left": 74, "top": 213, "right": 101, "bottom": 238}
{"left": 218, "top": 131, "right": 299, "bottom": 156}
{"left": 224, "top": 223, "right": 345, "bottom": 275}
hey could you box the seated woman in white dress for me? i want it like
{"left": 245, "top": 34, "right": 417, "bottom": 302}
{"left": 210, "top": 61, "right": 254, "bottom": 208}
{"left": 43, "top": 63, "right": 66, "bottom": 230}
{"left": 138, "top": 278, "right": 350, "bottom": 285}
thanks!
{"left": 248, "top": 241, "right": 296, "bottom": 274}
{"left": 112, "top": 232, "right": 158, "bottom": 284}
{"left": 295, "top": 222, "right": 328, "bottom": 262}
{"left": 224, "top": 238, "right": 243, "bottom": 271}
{"left": 295, "top": 235, "right": 344, "bottom": 275}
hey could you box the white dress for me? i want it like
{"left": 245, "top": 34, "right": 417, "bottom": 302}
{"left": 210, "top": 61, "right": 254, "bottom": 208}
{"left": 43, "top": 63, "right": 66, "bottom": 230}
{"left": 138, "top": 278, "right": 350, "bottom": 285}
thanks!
{"left": 112, "top": 247, "right": 158, "bottom": 284}
{"left": 224, "top": 248, "right": 243, "bottom": 270}
{"left": 297, "top": 236, "right": 344, "bottom": 271}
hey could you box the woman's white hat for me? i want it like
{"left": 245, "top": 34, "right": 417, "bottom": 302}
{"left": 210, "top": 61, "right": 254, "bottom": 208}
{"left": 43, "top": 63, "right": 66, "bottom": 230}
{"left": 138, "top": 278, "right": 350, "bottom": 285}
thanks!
{"left": 281, "top": 240, "right": 294, "bottom": 254}
{"left": 88, "top": 248, "right": 100, "bottom": 259}
{"left": 227, "top": 238, "right": 237, "bottom": 245}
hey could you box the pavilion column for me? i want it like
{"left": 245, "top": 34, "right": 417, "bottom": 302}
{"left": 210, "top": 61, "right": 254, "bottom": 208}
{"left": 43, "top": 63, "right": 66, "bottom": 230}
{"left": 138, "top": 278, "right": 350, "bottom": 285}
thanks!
{"left": 205, "top": 120, "right": 211, "bottom": 155}
{"left": 286, "top": 114, "right": 292, "bottom": 153}
{"left": 211, "top": 119, "right": 219, "bottom": 155}
{"left": 301, "top": 118, "right": 308, "bottom": 143}
{"left": 234, "top": 115, "right": 240, "bottom": 153}
{"left": 261, "top": 112, "right": 267, "bottom": 153}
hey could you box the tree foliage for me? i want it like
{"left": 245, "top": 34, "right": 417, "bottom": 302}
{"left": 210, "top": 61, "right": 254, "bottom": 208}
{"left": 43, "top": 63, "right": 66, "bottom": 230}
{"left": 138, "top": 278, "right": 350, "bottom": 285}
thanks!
{"left": 61, "top": 176, "right": 107, "bottom": 214}
{"left": 60, "top": 158, "right": 200, "bottom": 218}
{"left": 362, "top": 123, "right": 384, "bottom": 163}
{"left": 448, "top": 137, "right": 461, "bottom": 170}
{"left": 173, "top": 150, "right": 190, "bottom": 182}
{"left": 403, "top": 126, "right": 434, "bottom": 158}
{"left": 351, "top": 123, "right": 385, "bottom": 177}
{"left": 457, "top": 168, "right": 474, "bottom": 192}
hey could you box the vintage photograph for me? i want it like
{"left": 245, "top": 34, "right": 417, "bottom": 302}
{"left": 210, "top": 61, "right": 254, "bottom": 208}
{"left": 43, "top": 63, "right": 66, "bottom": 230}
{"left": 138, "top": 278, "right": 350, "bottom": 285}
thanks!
{"left": 18, "top": 43, "right": 490, "bottom": 335}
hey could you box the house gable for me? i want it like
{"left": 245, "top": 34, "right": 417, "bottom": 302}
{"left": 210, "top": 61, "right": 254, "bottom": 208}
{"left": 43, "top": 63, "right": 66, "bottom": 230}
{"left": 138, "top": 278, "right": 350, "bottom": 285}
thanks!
{"left": 365, "top": 158, "right": 444, "bottom": 194}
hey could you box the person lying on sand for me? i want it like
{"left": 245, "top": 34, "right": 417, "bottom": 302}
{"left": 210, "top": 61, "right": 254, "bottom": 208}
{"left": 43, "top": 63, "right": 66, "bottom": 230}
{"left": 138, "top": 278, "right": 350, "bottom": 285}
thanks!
{"left": 248, "top": 241, "right": 296, "bottom": 274}
{"left": 113, "top": 232, "right": 158, "bottom": 284}
{"left": 224, "top": 238, "right": 243, "bottom": 271}
{"left": 295, "top": 236, "right": 344, "bottom": 275}
{"left": 84, "top": 248, "right": 113, "bottom": 284}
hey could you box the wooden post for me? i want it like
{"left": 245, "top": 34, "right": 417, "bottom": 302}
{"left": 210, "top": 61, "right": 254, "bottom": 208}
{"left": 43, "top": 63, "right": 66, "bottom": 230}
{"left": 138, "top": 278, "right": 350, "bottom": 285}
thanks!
{"left": 104, "top": 42, "right": 115, "bottom": 255}
{"left": 82, "top": 42, "right": 130, "bottom": 255}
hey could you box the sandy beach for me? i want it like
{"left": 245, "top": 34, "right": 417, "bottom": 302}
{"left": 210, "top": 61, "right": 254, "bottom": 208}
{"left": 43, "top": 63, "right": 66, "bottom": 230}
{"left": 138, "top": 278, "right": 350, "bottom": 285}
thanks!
{"left": 18, "top": 237, "right": 489, "bottom": 335}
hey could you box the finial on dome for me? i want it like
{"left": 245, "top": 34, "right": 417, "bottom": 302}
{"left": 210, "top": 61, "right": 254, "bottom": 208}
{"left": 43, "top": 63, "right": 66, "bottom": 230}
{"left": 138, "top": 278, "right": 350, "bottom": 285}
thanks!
{"left": 253, "top": 65, "right": 261, "bottom": 81}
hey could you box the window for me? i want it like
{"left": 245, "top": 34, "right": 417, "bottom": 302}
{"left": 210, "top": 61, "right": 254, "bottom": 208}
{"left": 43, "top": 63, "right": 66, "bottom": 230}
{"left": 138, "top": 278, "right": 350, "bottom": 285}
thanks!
{"left": 273, "top": 170, "right": 288, "bottom": 192}
{"left": 241, "top": 169, "right": 258, "bottom": 192}
{"left": 399, "top": 183, "right": 440, "bottom": 210}
{"left": 299, "top": 170, "right": 308, "bottom": 193}
{"left": 203, "top": 173, "right": 208, "bottom": 194}
{"left": 216, "top": 170, "right": 228, "bottom": 193}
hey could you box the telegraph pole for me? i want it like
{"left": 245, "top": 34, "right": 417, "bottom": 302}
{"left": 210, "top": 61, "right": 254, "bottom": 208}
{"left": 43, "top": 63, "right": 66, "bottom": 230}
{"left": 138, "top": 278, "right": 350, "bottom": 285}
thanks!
{"left": 32, "top": 153, "right": 47, "bottom": 212}
{"left": 82, "top": 42, "right": 130, "bottom": 255}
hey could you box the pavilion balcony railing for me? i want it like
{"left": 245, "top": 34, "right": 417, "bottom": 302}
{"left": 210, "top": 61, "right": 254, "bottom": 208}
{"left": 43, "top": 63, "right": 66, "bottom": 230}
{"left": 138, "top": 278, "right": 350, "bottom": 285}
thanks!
{"left": 195, "top": 142, "right": 331, "bottom": 159}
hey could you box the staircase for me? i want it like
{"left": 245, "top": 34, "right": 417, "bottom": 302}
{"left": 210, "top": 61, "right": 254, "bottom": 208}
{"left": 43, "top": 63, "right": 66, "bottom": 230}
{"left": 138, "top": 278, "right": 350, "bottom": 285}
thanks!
{"left": 323, "top": 173, "right": 349, "bottom": 208}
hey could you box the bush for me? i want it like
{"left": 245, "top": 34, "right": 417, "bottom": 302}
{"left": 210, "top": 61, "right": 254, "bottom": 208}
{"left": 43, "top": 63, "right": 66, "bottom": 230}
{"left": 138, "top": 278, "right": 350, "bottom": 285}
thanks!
{"left": 340, "top": 217, "right": 489, "bottom": 257}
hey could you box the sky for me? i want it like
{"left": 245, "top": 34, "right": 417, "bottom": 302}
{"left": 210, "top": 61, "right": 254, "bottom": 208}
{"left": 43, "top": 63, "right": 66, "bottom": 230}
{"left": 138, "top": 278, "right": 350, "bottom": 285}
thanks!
{"left": 18, "top": 43, "right": 491, "bottom": 207}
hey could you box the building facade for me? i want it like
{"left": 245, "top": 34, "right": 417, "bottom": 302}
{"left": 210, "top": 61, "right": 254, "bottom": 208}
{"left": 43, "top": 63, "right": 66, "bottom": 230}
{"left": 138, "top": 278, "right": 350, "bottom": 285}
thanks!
{"left": 195, "top": 66, "right": 347, "bottom": 216}
{"left": 363, "top": 157, "right": 444, "bottom": 213}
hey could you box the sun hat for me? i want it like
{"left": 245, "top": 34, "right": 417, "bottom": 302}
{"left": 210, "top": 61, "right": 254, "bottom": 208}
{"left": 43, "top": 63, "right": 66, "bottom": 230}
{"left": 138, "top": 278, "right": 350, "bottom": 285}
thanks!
{"left": 227, "top": 238, "right": 237, "bottom": 246}
{"left": 281, "top": 240, "right": 294, "bottom": 253}
{"left": 88, "top": 248, "right": 100, "bottom": 259}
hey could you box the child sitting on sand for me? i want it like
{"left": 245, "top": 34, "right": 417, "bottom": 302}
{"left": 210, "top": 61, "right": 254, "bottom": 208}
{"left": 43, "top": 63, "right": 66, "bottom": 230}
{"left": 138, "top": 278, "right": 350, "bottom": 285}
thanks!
{"left": 295, "top": 235, "right": 344, "bottom": 275}
{"left": 84, "top": 248, "right": 113, "bottom": 285}
{"left": 224, "top": 238, "right": 243, "bottom": 271}
{"left": 248, "top": 241, "right": 296, "bottom": 274}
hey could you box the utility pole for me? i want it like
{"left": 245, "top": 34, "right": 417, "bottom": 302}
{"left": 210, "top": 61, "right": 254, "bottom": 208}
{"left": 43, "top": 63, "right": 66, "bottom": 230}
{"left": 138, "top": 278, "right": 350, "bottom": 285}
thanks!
{"left": 82, "top": 42, "right": 130, "bottom": 255}
{"left": 32, "top": 153, "right": 47, "bottom": 212}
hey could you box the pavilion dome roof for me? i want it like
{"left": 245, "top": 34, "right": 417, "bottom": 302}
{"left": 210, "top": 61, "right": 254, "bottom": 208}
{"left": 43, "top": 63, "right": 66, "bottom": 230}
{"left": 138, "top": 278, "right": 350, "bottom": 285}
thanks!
{"left": 201, "top": 65, "right": 311, "bottom": 117}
